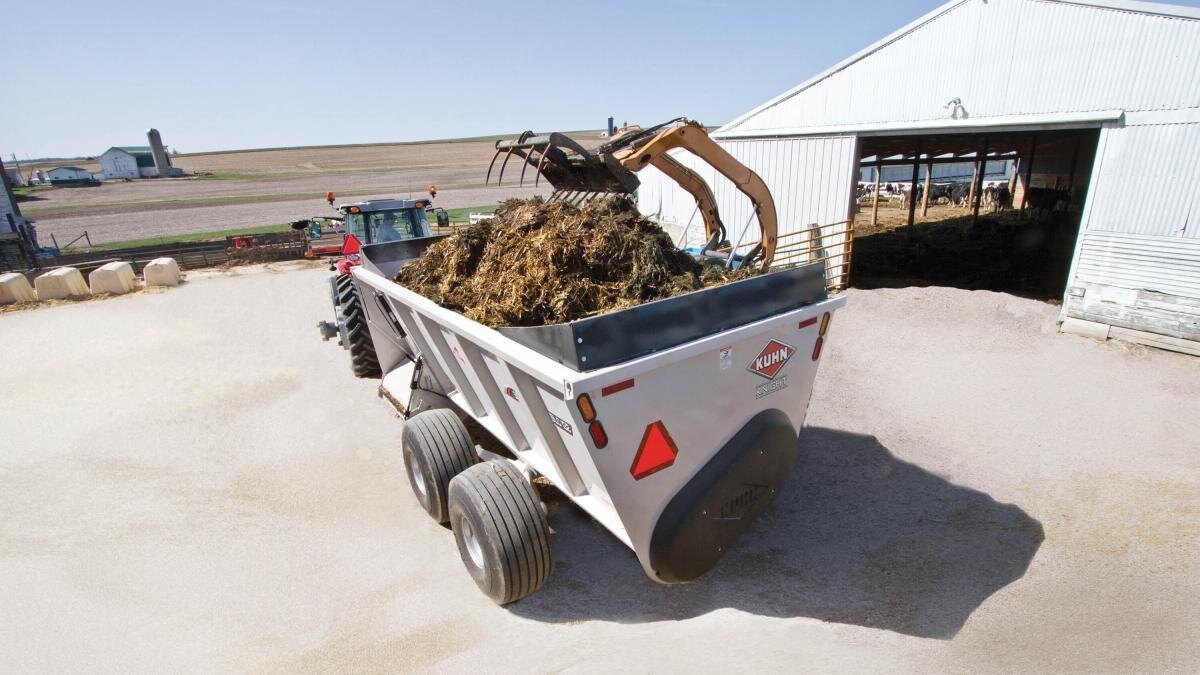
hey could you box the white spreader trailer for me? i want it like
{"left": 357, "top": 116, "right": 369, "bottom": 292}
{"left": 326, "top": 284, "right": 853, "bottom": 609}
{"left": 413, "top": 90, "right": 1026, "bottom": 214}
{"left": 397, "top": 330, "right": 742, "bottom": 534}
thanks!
{"left": 341, "top": 237, "right": 845, "bottom": 604}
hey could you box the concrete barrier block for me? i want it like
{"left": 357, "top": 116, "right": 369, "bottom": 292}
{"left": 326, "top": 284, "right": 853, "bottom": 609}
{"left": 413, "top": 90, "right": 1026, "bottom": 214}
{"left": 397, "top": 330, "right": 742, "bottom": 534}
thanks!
{"left": 0, "top": 272, "right": 37, "bottom": 304}
{"left": 89, "top": 261, "right": 137, "bottom": 295}
{"left": 1060, "top": 317, "right": 1110, "bottom": 342}
{"left": 143, "top": 257, "right": 181, "bottom": 287}
{"left": 35, "top": 267, "right": 90, "bottom": 300}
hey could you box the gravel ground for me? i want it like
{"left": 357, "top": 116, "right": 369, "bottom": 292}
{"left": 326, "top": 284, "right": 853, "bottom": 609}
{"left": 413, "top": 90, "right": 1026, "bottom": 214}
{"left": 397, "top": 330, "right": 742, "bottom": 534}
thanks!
{"left": 1, "top": 267, "right": 1197, "bottom": 672}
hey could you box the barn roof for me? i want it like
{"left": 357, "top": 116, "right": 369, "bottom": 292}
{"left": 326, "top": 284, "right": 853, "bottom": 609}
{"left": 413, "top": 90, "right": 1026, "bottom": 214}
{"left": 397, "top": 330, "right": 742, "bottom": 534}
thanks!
{"left": 715, "top": 0, "right": 1200, "bottom": 137}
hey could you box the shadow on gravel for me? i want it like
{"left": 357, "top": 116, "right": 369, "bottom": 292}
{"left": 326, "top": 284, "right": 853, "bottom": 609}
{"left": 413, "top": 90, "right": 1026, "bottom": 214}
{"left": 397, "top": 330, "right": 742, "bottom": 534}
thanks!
{"left": 510, "top": 426, "right": 1044, "bottom": 639}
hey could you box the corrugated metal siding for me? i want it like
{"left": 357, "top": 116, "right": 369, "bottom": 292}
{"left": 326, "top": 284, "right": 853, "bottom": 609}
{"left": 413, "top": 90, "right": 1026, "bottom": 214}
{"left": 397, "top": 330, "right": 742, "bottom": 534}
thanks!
{"left": 725, "top": 0, "right": 1200, "bottom": 134}
{"left": 1074, "top": 231, "right": 1200, "bottom": 298}
{"left": 1084, "top": 123, "right": 1200, "bottom": 237}
{"left": 637, "top": 136, "right": 857, "bottom": 249}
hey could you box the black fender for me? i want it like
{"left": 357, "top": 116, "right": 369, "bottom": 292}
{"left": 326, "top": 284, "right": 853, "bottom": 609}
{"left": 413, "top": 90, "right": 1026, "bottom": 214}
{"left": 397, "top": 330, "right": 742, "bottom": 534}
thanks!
{"left": 649, "top": 408, "right": 798, "bottom": 583}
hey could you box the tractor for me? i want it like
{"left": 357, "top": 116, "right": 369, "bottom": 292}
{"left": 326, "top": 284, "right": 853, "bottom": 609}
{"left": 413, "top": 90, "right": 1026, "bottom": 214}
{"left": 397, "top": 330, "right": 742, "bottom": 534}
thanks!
{"left": 318, "top": 194, "right": 449, "bottom": 378}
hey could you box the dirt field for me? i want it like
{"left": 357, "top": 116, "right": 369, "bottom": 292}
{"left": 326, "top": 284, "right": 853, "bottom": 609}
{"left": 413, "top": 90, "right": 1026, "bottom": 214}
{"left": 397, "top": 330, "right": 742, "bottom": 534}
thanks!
{"left": 2, "top": 265, "right": 1196, "bottom": 671}
{"left": 20, "top": 132, "right": 602, "bottom": 175}
{"left": 170, "top": 138, "right": 533, "bottom": 175}
{"left": 28, "top": 182, "right": 548, "bottom": 246}
{"left": 17, "top": 134, "right": 599, "bottom": 246}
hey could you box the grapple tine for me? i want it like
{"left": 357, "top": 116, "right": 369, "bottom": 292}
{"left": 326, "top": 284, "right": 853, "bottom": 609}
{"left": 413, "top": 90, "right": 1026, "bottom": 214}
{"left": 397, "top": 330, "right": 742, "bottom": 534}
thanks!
{"left": 485, "top": 147, "right": 504, "bottom": 185}
{"left": 497, "top": 147, "right": 516, "bottom": 186}
{"left": 519, "top": 145, "right": 537, "bottom": 187}
{"left": 534, "top": 143, "right": 552, "bottom": 187}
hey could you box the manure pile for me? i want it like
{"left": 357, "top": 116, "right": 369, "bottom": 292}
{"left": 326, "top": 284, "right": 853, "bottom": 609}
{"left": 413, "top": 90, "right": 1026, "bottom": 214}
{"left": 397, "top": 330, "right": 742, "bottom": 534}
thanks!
{"left": 396, "top": 196, "right": 753, "bottom": 327}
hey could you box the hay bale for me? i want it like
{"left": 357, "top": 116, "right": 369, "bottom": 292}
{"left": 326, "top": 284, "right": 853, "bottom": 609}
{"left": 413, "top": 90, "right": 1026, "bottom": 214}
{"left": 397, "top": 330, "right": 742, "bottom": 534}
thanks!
{"left": 397, "top": 196, "right": 753, "bottom": 328}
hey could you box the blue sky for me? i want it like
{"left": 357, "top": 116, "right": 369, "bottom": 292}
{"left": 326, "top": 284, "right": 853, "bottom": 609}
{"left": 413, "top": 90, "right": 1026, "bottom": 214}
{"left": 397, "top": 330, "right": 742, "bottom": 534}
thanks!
{"left": 4, "top": 0, "right": 1199, "bottom": 158}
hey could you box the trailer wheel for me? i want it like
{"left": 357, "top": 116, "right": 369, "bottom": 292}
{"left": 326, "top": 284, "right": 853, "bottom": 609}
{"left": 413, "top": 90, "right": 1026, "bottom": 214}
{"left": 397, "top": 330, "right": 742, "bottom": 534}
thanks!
{"left": 402, "top": 409, "right": 479, "bottom": 523}
{"left": 334, "top": 274, "right": 380, "bottom": 378}
{"left": 448, "top": 460, "right": 552, "bottom": 605}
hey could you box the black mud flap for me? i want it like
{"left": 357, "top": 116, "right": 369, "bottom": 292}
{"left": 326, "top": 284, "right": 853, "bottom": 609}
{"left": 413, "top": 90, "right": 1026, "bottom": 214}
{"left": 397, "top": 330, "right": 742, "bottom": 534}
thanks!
{"left": 649, "top": 409, "right": 798, "bottom": 583}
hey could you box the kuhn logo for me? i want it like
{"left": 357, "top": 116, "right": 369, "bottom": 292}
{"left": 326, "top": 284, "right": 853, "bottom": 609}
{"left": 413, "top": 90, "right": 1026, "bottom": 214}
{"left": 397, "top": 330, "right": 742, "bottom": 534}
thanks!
{"left": 717, "top": 483, "right": 770, "bottom": 520}
{"left": 747, "top": 340, "right": 795, "bottom": 380}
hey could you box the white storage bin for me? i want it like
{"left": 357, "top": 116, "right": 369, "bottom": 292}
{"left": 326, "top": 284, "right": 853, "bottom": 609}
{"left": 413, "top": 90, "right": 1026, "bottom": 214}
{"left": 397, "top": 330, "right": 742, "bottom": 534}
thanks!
{"left": 143, "top": 257, "right": 181, "bottom": 287}
{"left": 35, "top": 267, "right": 89, "bottom": 300}
{"left": 0, "top": 272, "right": 36, "bottom": 304}
{"left": 89, "top": 261, "right": 137, "bottom": 295}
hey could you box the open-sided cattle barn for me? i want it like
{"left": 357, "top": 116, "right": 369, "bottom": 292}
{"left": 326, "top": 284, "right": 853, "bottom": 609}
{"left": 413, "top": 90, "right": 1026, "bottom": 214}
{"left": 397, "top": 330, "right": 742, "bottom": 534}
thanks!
{"left": 638, "top": 0, "right": 1200, "bottom": 355}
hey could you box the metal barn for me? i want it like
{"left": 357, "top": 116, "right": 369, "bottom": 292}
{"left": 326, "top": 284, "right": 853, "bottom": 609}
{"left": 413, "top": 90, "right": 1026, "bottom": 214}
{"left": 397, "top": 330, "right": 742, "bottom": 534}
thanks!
{"left": 638, "top": 0, "right": 1200, "bottom": 355}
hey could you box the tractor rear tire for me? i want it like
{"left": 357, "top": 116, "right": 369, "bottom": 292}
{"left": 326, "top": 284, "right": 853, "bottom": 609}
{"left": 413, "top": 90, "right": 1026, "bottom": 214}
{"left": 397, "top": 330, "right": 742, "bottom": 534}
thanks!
{"left": 448, "top": 460, "right": 552, "bottom": 605}
{"left": 402, "top": 409, "right": 479, "bottom": 523}
{"left": 334, "top": 274, "right": 380, "bottom": 378}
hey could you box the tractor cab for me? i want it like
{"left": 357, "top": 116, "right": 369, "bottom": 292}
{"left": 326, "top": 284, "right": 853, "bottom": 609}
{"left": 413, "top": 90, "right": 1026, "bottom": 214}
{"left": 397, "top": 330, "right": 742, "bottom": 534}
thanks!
{"left": 339, "top": 198, "right": 435, "bottom": 245}
{"left": 332, "top": 197, "right": 448, "bottom": 275}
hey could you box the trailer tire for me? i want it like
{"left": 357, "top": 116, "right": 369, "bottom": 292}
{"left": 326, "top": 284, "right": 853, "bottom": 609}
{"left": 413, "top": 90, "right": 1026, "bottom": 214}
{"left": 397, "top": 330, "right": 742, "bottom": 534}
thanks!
{"left": 402, "top": 409, "right": 479, "bottom": 523}
{"left": 334, "top": 274, "right": 380, "bottom": 378}
{"left": 448, "top": 460, "right": 552, "bottom": 605}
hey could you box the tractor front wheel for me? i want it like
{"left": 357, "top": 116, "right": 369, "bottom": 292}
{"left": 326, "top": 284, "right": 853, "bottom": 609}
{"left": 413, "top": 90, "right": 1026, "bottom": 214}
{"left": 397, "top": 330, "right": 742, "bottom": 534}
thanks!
{"left": 334, "top": 274, "right": 380, "bottom": 378}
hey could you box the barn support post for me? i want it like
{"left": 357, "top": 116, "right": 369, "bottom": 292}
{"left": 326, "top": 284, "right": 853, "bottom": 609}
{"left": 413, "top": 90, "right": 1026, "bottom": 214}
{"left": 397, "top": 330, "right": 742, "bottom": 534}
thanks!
{"left": 872, "top": 161, "right": 881, "bottom": 227}
{"left": 921, "top": 160, "right": 932, "bottom": 217}
{"left": 1020, "top": 135, "right": 1038, "bottom": 218}
{"left": 968, "top": 160, "right": 980, "bottom": 208}
{"left": 971, "top": 135, "right": 989, "bottom": 226}
{"left": 907, "top": 142, "right": 921, "bottom": 229}
{"left": 1066, "top": 135, "right": 1082, "bottom": 194}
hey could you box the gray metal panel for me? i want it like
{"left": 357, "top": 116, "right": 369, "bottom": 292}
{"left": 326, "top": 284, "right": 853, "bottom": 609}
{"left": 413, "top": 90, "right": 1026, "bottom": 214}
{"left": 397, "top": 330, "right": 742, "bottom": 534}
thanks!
{"left": 720, "top": 0, "right": 1200, "bottom": 135}
{"left": 1084, "top": 123, "right": 1200, "bottom": 238}
{"left": 499, "top": 263, "right": 828, "bottom": 371}
{"left": 1074, "top": 231, "right": 1200, "bottom": 299}
{"left": 361, "top": 235, "right": 447, "bottom": 278}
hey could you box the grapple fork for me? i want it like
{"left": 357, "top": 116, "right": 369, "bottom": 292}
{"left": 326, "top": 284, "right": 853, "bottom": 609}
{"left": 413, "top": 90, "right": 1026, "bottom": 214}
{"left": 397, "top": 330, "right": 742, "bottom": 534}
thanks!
{"left": 486, "top": 132, "right": 640, "bottom": 200}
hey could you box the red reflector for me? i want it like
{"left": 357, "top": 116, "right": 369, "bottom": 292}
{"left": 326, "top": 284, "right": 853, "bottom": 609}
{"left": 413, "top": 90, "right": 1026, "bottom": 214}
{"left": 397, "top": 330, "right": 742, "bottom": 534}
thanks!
{"left": 798, "top": 317, "right": 817, "bottom": 330}
{"left": 588, "top": 421, "right": 608, "bottom": 449}
{"left": 601, "top": 378, "right": 635, "bottom": 397}
{"left": 812, "top": 336, "right": 824, "bottom": 361}
{"left": 630, "top": 421, "right": 679, "bottom": 480}
{"left": 342, "top": 233, "right": 362, "bottom": 255}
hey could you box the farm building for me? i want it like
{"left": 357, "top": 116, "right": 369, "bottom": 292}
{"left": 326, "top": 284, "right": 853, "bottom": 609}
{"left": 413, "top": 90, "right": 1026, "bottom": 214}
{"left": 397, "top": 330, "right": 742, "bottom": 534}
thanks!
{"left": 46, "top": 166, "right": 96, "bottom": 186}
{"left": 99, "top": 145, "right": 179, "bottom": 179}
{"left": 1, "top": 157, "right": 38, "bottom": 270}
{"left": 4, "top": 165, "right": 26, "bottom": 187}
{"left": 1, "top": 158, "right": 21, "bottom": 234}
{"left": 639, "top": 0, "right": 1200, "bottom": 355}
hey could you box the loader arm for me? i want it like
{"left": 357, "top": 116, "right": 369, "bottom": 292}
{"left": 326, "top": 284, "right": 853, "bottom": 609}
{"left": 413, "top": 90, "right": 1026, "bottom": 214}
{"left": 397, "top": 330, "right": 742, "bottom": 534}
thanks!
{"left": 486, "top": 119, "right": 778, "bottom": 269}
{"left": 642, "top": 152, "right": 725, "bottom": 247}
{"left": 611, "top": 123, "right": 778, "bottom": 267}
